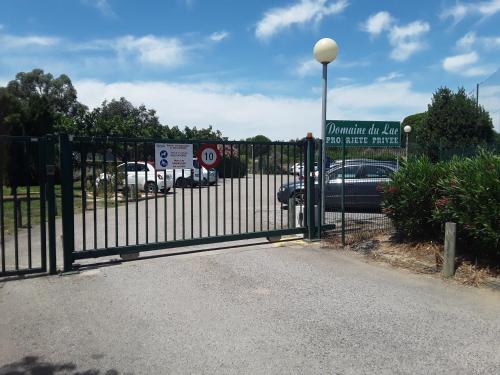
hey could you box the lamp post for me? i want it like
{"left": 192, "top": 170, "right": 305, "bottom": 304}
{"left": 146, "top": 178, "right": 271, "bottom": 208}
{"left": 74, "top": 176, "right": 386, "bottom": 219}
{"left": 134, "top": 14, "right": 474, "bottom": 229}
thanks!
{"left": 404, "top": 125, "right": 412, "bottom": 159}
{"left": 314, "top": 37, "right": 338, "bottom": 228}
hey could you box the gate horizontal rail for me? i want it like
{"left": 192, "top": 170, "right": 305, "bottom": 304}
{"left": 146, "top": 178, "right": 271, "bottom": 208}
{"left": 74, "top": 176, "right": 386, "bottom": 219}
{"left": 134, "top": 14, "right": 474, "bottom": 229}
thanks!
{"left": 72, "top": 228, "right": 306, "bottom": 260}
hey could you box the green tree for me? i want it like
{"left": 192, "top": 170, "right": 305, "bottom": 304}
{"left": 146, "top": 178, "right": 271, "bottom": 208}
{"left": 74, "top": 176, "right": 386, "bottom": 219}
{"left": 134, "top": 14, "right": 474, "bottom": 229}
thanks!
{"left": 5, "top": 69, "right": 82, "bottom": 136}
{"left": 67, "top": 97, "right": 164, "bottom": 138}
{"left": 419, "top": 87, "right": 494, "bottom": 160}
{"left": 183, "top": 125, "right": 222, "bottom": 140}
{"left": 401, "top": 112, "right": 426, "bottom": 142}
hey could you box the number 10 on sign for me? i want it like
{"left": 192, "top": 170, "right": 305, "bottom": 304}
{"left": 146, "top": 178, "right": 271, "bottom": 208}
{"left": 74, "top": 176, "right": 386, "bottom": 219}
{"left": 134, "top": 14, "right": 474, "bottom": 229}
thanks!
{"left": 196, "top": 144, "right": 222, "bottom": 169}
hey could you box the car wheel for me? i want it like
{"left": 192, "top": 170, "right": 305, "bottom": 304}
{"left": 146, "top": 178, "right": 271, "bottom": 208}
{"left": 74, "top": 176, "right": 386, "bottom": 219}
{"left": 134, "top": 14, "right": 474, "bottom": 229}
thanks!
{"left": 176, "top": 177, "right": 189, "bottom": 188}
{"left": 292, "top": 191, "right": 305, "bottom": 205}
{"left": 144, "top": 181, "right": 157, "bottom": 194}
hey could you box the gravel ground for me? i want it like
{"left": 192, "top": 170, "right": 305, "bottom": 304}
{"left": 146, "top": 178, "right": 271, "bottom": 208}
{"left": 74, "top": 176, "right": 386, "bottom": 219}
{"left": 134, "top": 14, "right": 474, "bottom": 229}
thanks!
{"left": 1, "top": 241, "right": 499, "bottom": 374}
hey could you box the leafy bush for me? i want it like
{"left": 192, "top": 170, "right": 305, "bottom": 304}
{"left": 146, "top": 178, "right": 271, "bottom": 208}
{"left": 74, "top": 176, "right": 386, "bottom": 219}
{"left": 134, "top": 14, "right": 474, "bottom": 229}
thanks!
{"left": 381, "top": 156, "right": 447, "bottom": 239}
{"left": 382, "top": 151, "right": 500, "bottom": 258}
{"left": 433, "top": 151, "right": 500, "bottom": 255}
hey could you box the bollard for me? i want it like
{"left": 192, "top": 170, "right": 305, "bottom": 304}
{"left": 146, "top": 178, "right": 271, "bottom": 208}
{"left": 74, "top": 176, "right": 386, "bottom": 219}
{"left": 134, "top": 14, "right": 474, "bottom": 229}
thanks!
{"left": 442, "top": 222, "right": 456, "bottom": 277}
{"left": 288, "top": 197, "right": 296, "bottom": 229}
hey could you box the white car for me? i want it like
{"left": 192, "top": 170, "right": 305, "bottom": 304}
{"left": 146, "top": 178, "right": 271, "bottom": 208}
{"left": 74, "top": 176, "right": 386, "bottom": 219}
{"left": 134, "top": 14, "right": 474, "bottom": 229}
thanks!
{"left": 97, "top": 162, "right": 173, "bottom": 194}
{"left": 173, "top": 159, "right": 217, "bottom": 187}
{"left": 289, "top": 162, "right": 317, "bottom": 176}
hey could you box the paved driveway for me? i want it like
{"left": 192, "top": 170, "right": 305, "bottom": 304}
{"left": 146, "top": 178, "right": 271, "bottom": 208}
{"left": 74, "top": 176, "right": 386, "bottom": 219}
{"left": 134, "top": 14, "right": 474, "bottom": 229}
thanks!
{"left": 1, "top": 241, "right": 499, "bottom": 374}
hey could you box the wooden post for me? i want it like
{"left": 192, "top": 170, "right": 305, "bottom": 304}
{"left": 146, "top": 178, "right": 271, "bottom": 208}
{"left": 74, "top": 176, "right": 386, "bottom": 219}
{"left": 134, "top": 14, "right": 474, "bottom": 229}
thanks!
{"left": 288, "top": 197, "right": 296, "bottom": 229}
{"left": 442, "top": 222, "right": 456, "bottom": 277}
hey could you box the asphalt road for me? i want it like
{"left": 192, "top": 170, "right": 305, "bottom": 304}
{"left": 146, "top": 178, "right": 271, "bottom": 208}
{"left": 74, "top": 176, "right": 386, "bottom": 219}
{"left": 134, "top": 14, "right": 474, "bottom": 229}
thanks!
{"left": 1, "top": 241, "right": 499, "bottom": 374}
{"left": 1, "top": 175, "right": 389, "bottom": 272}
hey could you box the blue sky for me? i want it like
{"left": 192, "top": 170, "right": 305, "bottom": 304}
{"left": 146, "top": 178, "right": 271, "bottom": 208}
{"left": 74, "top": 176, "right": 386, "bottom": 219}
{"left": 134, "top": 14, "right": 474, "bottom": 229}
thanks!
{"left": 1, "top": 0, "right": 499, "bottom": 138}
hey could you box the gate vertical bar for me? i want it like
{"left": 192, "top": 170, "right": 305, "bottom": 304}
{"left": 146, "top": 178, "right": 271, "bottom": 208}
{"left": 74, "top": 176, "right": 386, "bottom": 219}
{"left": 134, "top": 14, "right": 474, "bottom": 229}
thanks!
{"left": 60, "top": 134, "right": 75, "bottom": 272}
{"left": 305, "top": 135, "right": 316, "bottom": 241}
{"left": 46, "top": 136, "right": 57, "bottom": 274}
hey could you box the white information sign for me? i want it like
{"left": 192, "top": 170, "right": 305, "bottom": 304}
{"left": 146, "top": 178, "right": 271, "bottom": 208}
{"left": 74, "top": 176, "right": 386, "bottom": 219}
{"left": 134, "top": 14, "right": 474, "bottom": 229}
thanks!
{"left": 155, "top": 143, "right": 193, "bottom": 170}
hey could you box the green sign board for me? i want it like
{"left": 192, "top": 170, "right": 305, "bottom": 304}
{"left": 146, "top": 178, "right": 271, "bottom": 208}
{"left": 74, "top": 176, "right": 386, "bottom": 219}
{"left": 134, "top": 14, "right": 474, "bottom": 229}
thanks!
{"left": 325, "top": 120, "right": 401, "bottom": 147}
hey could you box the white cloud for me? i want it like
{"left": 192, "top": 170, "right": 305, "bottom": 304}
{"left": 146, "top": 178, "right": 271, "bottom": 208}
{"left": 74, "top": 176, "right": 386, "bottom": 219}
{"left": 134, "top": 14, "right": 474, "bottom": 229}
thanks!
{"left": 376, "top": 72, "right": 403, "bottom": 82}
{"left": 481, "top": 36, "right": 500, "bottom": 48}
{"left": 115, "top": 36, "right": 188, "bottom": 67}
{"left": 295, "top": 59, "right": 318, "bottom": 77}
{"left": 82, "top": 0, "right": 116, "bottom": 17}
{"left": 361, "top": 11, "right": 394, "bottom": 37}
{"left": 388, "top": 21, "right": 430, "bottom": 61}
{"left": 209, "top": 31, "right": 230, "bottom": 42}
{"left": 441, "top": 51, "right": 495, "bottom": 76}
{"left": 255, "top": 0, "right": 349, "bottom": 40}
{"left": 456, "top": 31, "right": 476, "bottom": 49}
{"left": 75, "top": 79, "right": 428, "bottom": 139}
{"left": 0, "top": 34, "right": 60, "bottom": 49}
{"left": 361, "top": 13, "right": 430, "bottom": 61}
{"left": 443, "top": 51, "right": 478, "bottom": 72}
{"left": 457, "top": 31, "right": 500, "bottom": 50}
{"left": 294, "top": 57, "right": 369, "bottom": 77}
{"left": 441, "top": 0, "right": 500, "bottom": 24}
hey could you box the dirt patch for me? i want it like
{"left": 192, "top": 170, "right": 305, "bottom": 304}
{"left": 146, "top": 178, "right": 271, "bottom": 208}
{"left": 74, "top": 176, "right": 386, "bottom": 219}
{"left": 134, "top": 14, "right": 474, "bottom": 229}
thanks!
{"left": 323, "top": 233, "right": 500, "bottom": 288}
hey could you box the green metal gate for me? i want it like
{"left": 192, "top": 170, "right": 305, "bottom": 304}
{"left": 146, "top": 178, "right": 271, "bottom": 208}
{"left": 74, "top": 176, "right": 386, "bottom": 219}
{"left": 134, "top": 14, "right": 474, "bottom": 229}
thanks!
{"left": 0, "top": 135, "right": 57, "bottom": 277}
{"left": 59, "top": 135, "right": 319, "bottom": 271}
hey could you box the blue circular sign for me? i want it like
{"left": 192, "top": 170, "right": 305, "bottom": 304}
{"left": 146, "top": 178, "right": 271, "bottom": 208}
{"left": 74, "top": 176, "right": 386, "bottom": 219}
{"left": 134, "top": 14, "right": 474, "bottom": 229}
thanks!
{"left": 160, "top": 159, "right": 168, "bottom": 167}
{"left": 160, "top": 150, "right": 168, "bottom": 158}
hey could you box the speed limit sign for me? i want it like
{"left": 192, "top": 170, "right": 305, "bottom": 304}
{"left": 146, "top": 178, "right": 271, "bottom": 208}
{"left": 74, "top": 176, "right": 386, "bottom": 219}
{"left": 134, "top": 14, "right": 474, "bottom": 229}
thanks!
{"left": 196, "top": 144, "right": 222, "bottom": 169}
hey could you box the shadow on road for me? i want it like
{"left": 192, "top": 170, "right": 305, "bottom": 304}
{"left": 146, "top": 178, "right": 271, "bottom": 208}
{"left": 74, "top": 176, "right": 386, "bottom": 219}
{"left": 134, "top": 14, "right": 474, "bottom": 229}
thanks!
{"left": 0, "top": 356, "right": 121, "bottom": 375}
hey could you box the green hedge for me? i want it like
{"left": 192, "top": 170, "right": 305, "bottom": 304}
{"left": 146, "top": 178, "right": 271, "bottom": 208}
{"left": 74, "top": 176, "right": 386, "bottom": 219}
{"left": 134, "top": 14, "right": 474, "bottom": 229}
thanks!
{"left": 381, "top": 151, "right": 500, "bottom": 257}
{"left": 216, "top": 157, "right": 247, "bottom": 178}
{"left": 434, "top": 151, "right": 500, "bottom": 253}
{"left": 381, "top": 156, "right": 446, "bottom": 239}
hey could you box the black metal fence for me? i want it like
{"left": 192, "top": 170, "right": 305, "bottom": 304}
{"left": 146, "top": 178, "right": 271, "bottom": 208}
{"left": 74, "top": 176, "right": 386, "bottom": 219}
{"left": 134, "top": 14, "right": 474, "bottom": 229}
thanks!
{"left": 1, "top": 133, "right": 407, "bottom": 277}
{"left": 0, "top": 136, "right": 57, "bottom": 276}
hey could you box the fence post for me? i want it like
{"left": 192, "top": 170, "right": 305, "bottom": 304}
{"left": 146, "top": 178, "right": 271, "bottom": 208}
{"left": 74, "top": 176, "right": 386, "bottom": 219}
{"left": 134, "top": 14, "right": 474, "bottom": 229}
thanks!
{"left": 305, "top": 133, "right": 316, "bottom": 241}
{"left": 442, "top": 222, "right": 456, "bottom": 277}
{"left": 60, "top": 134, "right": 75, "bottom": 272}
{"left": 45, "top": 135, "right": 57, "bottom": 274}
{"left": 316, "top": 140, "right": 323, "bottom": 239}
{"left": 341, "top": 138, "right": 346, "bottom": 246}
{"left": 288, "top": 197, "right": 296, "bottom": 229}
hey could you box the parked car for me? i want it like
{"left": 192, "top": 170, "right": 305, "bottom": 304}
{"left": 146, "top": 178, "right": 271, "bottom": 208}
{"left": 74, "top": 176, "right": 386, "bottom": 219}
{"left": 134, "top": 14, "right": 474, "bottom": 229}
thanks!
{"left": 173, "top": 159, "right": 217, "bottom": 188}
{"left": 277, "top": 161, "right": 398, "bottom": 212}
{"left": 97, "top": 162, "right": 173, "bottom": 194}
{"left": 314, "top": 158, "right": 399, "bottom": 178}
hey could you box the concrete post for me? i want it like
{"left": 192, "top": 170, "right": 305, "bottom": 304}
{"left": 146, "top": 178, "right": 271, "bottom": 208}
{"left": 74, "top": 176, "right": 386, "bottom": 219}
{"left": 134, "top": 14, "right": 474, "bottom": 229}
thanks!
{"left": 288, "top": 197, "right": 296, "bottom": 229}
{"left": 442, "top": 222, "right": 456, "bottom": 277}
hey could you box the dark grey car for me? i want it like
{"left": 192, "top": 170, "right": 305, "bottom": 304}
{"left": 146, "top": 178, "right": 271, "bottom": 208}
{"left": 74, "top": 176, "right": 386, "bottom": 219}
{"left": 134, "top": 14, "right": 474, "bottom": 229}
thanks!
{"left": 277, "top": 162, "right": 398, "bottom": 212}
